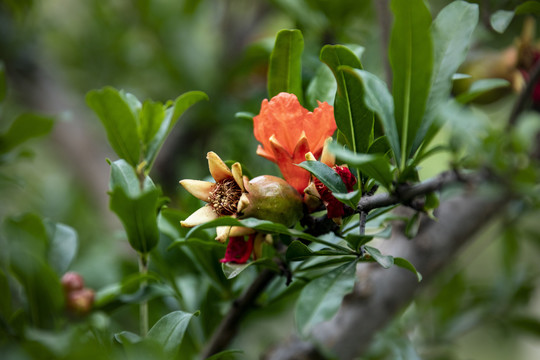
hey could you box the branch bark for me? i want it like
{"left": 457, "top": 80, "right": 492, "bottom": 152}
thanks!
{"left": 264, "top": 191, "right": 509, "bottom": 360}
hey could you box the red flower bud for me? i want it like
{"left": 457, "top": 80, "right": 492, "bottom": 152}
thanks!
{"left": 66, "top": 288, "right": 95, "bottom": 316}
{"left": 61, "top": 272, "right": 84, "bottom": 292}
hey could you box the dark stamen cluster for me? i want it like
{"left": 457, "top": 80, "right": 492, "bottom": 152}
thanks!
{"left": 209, "top": 178, "right": 242, "bottom": 216}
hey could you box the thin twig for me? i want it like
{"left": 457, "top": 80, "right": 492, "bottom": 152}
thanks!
{"left": 202, "top": 269, "right": 276, "bottom": 358}
{"left": 357, "top": 170, "right": 476, "bottom": 213}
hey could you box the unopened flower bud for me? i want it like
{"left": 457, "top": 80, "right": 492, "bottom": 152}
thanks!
{"left": 61, "top": 272, "right": 84, "bottom": 292}
{"left": 237, "top": 175, "right": 303, "bottom": 227}
{"left": 66, "top": 288, "right": 95, "bottom": 316}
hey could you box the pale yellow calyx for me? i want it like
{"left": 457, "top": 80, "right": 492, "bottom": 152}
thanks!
{"left": 179, "top": 179, "right": 213, "bottom": 202}
{"left": 215, "top": 225, "right": 254, "bottom": 243}
{"left": 305, "top": 152, "right": 317, "bottom": 161}
{"left": 236, "top": 192, "right": 250, "bottom": 215}
{"left": 320, "top": 137, "right": 336, "bottom": 166}
{"left": 180, "top": 205, "right": 218, "bottom": 227}
{"left": 231, "top": 162, "right": 245, "bottom": 192}
{"left": 207, "top": 151, "right": 232, "bottom": 182}
{"left": 304, "top": 181, "right": 320, "bottom": 198}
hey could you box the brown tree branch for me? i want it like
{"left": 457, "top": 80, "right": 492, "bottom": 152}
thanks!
{"left": 264, "top": 191, "right": 510, "bottom": 360}
{"left": 202, "top": 268, "right": 276, "bottom": 358}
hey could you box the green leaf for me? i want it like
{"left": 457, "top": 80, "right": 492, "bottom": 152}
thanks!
{"left": 0, "top": 268, "right": 12, "bottom": 320}
{"left": 364, "top": 245, "right": 394, "bottom": 268}
{"left": 94, "top": 274, "right": 165, "bottom": 310}
{"left": 455, "top": 78, "right": 510, "bottom": 104}
{"left": 286, "top": 240, "right": 352, "bottom": 261}
{"left": 139, "top": 100, "right": 166, "bottom": 151}
{"left": 412, "top": 1, "right": 479, "bottom": 153}
{"left": 345, "top": 234, "right": 373, "bottom": 252}
{"left": 305, "top": 62, "right": 336, "bottom": 109}
{"left": 295, "top": 259, "right": 358, "bottom": 336}
{"left": 297, "top": 160, "right": 348, "bottom": 194}
{"left": 268, "top": 29, "right": 304, "bottom": 103}
{"left": 144, "top": 91, "right": 208, "bottom": 168}
{"left": 321, "top": 45, "right": 374, "bottom": 153}
{"left": 147, "top": 310, "right": 198, "bottom": 359}
{"left": 114, "top": 331, "right": 142, "bottom": 345}
{"left": 180, "top": 217, "right": 351, "bottom": 253}
{"left": 0, "top": 113, "right": 54, "bottom": 154}
{"left": 46, "top": 222, "right": 78, "bottom": 275}
{"left": 389, "top": 0, "right": 433, "bottom": 163}
{"left": 221, "top": 258, "right": 277, "bottom": 279}
{"left": 0, "top": 62, "right": 6, "bottom": 103}
{"left": 341, "top": 68, "right": 400, "bottom": 166}
{"left": 394, "top": 257, "right": 422, "bottom": 282}
{"left": 109, "top": 186, "right": 160, "bottom": 254}
{"left": 516, "top": 1, "right": 540, "bottom": 16}
{"left": 3, "top": 214, "right": 64, "bottom": 328}
{"left": 109, "top": 159, "right": 153, "bottom": 197}
{"left": 86, "top": 87, "right": 140, "bottom": 166}
{"left": 490, "top": 10, "right": 514, "bottom": 33}
{"left": 328, "top": 142, "right": 393, "bottom": 190}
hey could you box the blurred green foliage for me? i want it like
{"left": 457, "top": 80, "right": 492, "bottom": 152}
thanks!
{"left": 1, "top": 0, "right": 540, "bottom": 359}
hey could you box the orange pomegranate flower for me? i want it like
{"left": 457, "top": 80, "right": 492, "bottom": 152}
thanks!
{"left": 253, "top": 92, "right": 336, "bottom": 194}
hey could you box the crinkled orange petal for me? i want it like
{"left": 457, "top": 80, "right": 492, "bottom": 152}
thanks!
{"left": 269, "top": 135, "right": 311, "bottom": 194}
{"left": 256, "top": 145, "right": 276, "bottom": 163}
{"left": 254, "top": 93, "right": 308, "bottom": 157}
{"left": 303, "top": 101, "right": 336, "bottom": 158}
{"left": 207, "top": 151, "right": 232, "bottom": 182}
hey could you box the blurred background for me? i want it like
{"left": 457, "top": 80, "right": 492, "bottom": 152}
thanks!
{"left": 1, "top": 0, "right": 540, "bottom": 358}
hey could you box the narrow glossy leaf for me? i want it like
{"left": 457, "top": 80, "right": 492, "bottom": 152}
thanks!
{"left": 344, "top": 234, "right": 372, "bottom": 252}
{"left": 297, "top": 160, "right": 347, "bottom": 194}
{"left": 0, "top": 113, "right": 54, "bottom": 154}
{"left": 86, "top": 87, "right": 140, "bottom": 166}
{"left": 455, "top": 78, "right": 510, "bottom": 104}
{"left": 305, "top": 63, "right": 336, "bottom": 109}
{"left": 389, "top": 0, "right": 433, "bottom": 162}
{"left": 94, "top": 274, "right": 164, "bottom": 309}
{"left": 181, "top": 217, "right": 351, "bottom": 252}
{"left": 394, "top": 257, "right": 422, "bottom": 282}
{"left": 286, "top": 240, "right": 351, "bottom": 261}
{"left": 109, "top": 186, "right": 160, "bottom": 254}
{"left": 46, "top": 222, "right": 78, "bottom": 275}
{"left": 144, "top": 91, "right": 207, "bottom": 168}
{"left": 321, "top": 45, "right": 374, "bottom": 153}
{"left": 114, "top": 331, "right": 142, "bottom": 345}
{"left": 147, "top": 310, "right": 198, "bottom": 358}
{"left": 109, "top": 159, "right": 147, "bottom": 197}
{"left": 490, "top": 10, "right": 514, "bottom": 33}
{"left": 268, "top": 29, "right": 304, "bottom": 103}
{"left": 516, "top": 1, "right": 540, "bottom": 16}
{"left": 139, "top": 100, "right": 166, "bottom": 149}
{"left": 412, "top": 1, "right": 479, "bottom": 153}
{"left": 295, "top": 259, "right": 358, "bottom": 336}
{"left": 221, "top": 258, "right": 277, "bottom": 279}
{"left": 0, "top": 62, "right": 6, "bottom": 103}
{"left": 341, "top": 68, "right": 400, "bottom": 165}
{"left": 0, "top": 269, "right": 11, "bottom": 319}
{"left": 4, "top": 215, "right": 64, "bottom": 328}
{"left": 364, "top": 245, "right": 393, "bottom": 268}
{"left": 328, "top": 142, "right": 393, "bottom": 189}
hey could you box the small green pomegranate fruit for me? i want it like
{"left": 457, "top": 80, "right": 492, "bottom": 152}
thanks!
{"left": 237, "top": 175, "right": 303, "bottom": 227}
